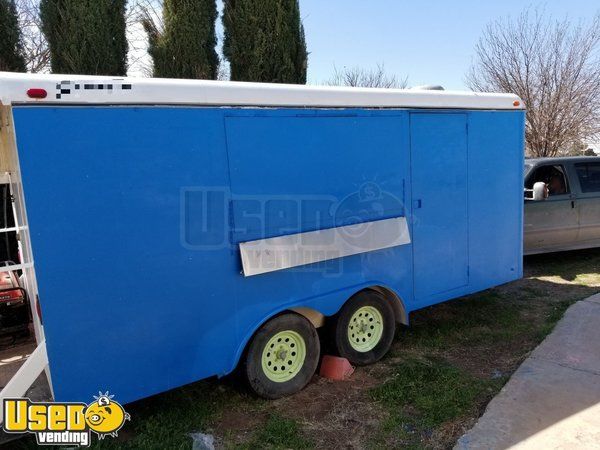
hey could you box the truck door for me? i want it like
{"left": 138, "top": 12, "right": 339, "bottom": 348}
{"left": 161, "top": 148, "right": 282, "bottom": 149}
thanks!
{"left": 524, "top": 163, "right": 578, "bottom": 253}
{"left": 410, "top": 113, "right": 469, "bottom": 302}
{"left": 573, "top": 161, "right": 600, "bottom": 244}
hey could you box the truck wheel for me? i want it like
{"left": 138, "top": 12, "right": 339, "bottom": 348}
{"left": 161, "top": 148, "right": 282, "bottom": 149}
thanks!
{"left": 331, "top": 290, "right": 395, "bottom": 366}
{"left": 244, "top": 313, "right": 320, "bottom": 399}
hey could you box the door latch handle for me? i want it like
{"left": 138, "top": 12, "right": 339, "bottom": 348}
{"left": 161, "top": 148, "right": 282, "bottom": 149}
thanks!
{"left": 413, "top": 199, "right": 422, "bottom": 209}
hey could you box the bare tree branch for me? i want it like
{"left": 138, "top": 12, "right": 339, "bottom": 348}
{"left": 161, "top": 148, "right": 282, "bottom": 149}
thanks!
{"left": 129, "top": 0, "right": 162, "bottom": 77}
{"left": 467, "top": 8, "right": 600, "bottom": 157}
{"left": 15, "top": 0, "right": 49, "bottom": 73}
{"left": 326, "top": 63, "right": 408, "bottom": 89}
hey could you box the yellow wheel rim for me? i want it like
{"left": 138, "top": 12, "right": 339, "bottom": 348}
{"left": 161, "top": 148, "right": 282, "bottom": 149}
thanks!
{"left": 347, "top": 306, "right": 384, "bottom": 352}
{"left": 261, "top": 330, "right": 306, "bottom": 382}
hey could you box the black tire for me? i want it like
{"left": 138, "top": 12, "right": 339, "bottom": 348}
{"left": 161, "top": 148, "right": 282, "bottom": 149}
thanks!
{"left": 244, "top": 313, "right": 320, "bottom": 399}
{"left": 331, "top": 290, "right": 396, "bottom": 366}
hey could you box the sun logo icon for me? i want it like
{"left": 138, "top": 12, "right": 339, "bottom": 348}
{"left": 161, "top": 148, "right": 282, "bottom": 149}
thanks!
{"left": 84, "top": 392, "right": 130, "bottom": 439}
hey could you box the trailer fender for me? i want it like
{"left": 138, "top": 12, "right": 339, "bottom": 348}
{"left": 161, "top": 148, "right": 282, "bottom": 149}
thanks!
{"left": 368, "top": 285, "right": 409, "bottom": 326}
{"left": 290, "top": 307, "right": 325, "bottom": 328}
{"left": 289, "top": 286, "right": 409, "bottom": 328}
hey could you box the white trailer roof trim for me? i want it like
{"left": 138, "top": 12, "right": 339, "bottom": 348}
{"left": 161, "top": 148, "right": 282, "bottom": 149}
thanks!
{"left": 0, "top": 72, "right": 524, "bottom": 110}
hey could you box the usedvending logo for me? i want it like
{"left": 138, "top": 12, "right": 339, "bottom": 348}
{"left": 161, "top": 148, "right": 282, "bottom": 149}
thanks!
{"left": 3, "top": 392, "right": 130, "bottom": 446}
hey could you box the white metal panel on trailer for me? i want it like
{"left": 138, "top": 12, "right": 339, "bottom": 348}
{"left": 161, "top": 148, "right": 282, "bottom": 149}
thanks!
{"left": 0, "top": 72, "right": 524, "bottom": 110}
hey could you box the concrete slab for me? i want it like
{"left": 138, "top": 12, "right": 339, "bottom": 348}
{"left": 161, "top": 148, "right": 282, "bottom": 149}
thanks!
{"left": 455, "top": 358, "right": 600, "bottom": 449}
{"left": 532, "top": 300, "right": 600, "bottom": 375}
{"left": 585, "top": 293, "right": 600, "bottom": 305}
{"left": 455, "top": 297, "right": 600, "bottom": 450}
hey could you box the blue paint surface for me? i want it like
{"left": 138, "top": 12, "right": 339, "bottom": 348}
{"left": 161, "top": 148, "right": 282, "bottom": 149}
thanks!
{"left": 12, "top": 106, "right": 525, "bottom": 404}
{"left": 410, "top": 113, "right": 469, "bottom": 302}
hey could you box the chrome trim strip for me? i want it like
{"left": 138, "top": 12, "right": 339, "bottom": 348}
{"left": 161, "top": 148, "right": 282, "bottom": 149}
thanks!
{"left": 239, "top": 217, "right": 411, "bottom": 277}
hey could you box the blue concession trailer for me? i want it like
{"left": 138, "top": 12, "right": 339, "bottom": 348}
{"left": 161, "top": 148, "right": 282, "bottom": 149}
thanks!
{"left": 0, "top": 73, "right": 525, "bottom": 409}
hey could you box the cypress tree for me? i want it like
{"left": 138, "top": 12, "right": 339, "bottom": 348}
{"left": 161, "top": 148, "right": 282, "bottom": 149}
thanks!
{"left": 0, "top": 0, "right": 26, "bottom": 72}
{"left": 144, "top": 0, "right": 219, "bottom": 79}
{"left": 223, "top": 0, "right": 307, "bottom": 84}
{"left": 40, "top": 0, "right": 128, "bottom": 76}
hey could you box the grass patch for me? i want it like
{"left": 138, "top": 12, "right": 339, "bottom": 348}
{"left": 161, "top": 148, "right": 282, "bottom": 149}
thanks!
{"left": 369, "top": 357, "right": 505, "bottom": 448}
{"left": 371, "top": 357, "right": 502, "bottom": 429}
{"left": 239, "top": 414, "right": 313, "bottom": 450}
{"left": 397, "top": 291, "right": 530, "bottom": 350}
{"left": 535, "top": 299, "right": 575, "bottom": 340}
{"left": 370, "top": 413, "right": 426, "bottom": 450}
{"left": 87, "top": 381, "right": 242, "bottom": 449}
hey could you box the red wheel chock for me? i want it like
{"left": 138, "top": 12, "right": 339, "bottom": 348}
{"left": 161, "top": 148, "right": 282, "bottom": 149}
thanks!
{"left": 319, "top": 355, "right": 355, "bottom": 380}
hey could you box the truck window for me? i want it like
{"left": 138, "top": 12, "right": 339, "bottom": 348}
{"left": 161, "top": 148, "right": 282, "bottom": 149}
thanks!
{"left": 575, "top": 162, "right": 600, "bottom": 193}
{"left": 525, "top": 165, "right": 569, "bottom": 196}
